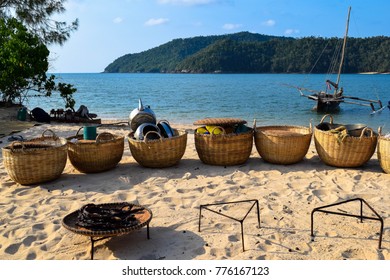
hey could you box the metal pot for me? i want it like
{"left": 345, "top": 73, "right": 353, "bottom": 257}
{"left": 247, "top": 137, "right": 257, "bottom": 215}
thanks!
{"left": 129, "top": 99, "right": 156, "bottom": 131}
{"left": 344, "top": 124, "right": 367, "bottom": 137}
{"left": 157, "top": 120, "right": 174, "bottom": 138}
{"left": 316, "top": 122, "right": 367, "bottom": 136}
{"left": 134, "top": 123, "right": 160, "bottom": 141}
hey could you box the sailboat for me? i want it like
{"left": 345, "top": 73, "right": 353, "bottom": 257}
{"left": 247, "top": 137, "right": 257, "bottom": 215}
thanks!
{"left": 297, "top": 6, "right": 385, "bottom": 113}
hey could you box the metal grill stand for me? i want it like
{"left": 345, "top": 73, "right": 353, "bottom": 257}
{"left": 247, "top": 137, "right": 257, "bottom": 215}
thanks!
{"left": 311, "top": 198, "right": 384, "bottom": 249}
{"left": 62, "top": 203, "right": 153, "bottom": 260}
{"left": 89, "top": 224, "right": 150, "bottom": 260}
{"left": 198, "top": 199, "right": 260, "bottom": 252}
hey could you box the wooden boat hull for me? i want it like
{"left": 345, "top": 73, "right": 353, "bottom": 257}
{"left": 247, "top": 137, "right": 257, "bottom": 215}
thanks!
{"left": 308, "top": 93, "right": 341, "bottom": 112}
{"left": 316, "top": 98, "right": 341, "bottom": 112}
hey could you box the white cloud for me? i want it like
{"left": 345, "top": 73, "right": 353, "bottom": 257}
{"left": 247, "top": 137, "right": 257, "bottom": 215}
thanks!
{"left": 223, "top": 23, "right": 243, "bottom": 30}
{"left": 262, "top": 19, "right": 276, "bottom": 27}
{"left": 285, "top": 29, "right": 300, "bottom": 35}
{"left": 113, "top": 17, "right": 124, "bottom": 24}
{"left": 157, "top": 0, "right": 215, "bottom": 5}
{"left": 145, "top": 18, "right": 170, "bottom": 26}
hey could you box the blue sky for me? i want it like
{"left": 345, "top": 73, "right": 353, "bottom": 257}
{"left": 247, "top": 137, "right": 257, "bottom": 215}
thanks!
{"left": 48, "top": 0, "right": 390, "bottom": 73}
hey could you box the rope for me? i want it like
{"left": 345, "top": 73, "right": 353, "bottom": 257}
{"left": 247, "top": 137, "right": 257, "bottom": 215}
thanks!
{"left": 329, "top": 126, "right": 348, "bottom": 143}
{"left": 308, "top": 39, "right": 331, "bottom": 75}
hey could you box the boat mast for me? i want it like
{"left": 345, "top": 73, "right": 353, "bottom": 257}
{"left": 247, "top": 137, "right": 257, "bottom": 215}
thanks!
{"left": 335, "top": 6, "right": 351, "bottom": 92}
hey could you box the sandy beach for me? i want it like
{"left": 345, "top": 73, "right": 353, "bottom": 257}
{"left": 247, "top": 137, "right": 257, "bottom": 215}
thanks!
{"left": 0, "top": 119, "right": 389, "bottom": 260}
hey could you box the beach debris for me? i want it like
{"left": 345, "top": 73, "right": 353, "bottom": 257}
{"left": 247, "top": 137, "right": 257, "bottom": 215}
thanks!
{"left": 7, "top": 135, "right": 24, "bottom": 142}
{"left": 283, "top": 205, "right": 293, "bottom": 214}
{"left": 31, "top": 107, "right": 51, "bottom": 123}
{"left": 182, "top": 172, "right": 192, "bottom": 180}
{"left": 76, "top": 105, "right": 97, "bottom": 119}
{"left": 49, "top": 105, "right": 99, "bottom": 123}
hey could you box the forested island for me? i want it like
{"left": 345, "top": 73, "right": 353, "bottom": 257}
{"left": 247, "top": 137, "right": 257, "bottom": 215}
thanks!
{"left": 104, "top": 31, "right": 390, "bottom": 74}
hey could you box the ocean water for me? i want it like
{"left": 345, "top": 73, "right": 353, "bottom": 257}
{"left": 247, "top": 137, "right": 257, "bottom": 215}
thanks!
{"left": 26, "top": 73, "right": 390, "bottom": 133}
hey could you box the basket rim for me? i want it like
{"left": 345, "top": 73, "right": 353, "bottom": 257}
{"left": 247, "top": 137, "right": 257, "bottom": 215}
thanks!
{"left": 255, "top": 125, "right": 311, "bottom": 129}
{"left": 193, "top": 117, "right": 247, "bottom": 126}
{"left": 195, "top": 128, "right": 253, "bottom": 137}
{"left": 66, "top": 133, "right": 124, "bottom": 145}
{"left": 379, "top": 135, "right": 390, "bottom": 141}
{"left": 255, "top": 125, "right": 312, "bottom": 136}
{"left": 2, "top": 137, "right": 67, "bottom": 152}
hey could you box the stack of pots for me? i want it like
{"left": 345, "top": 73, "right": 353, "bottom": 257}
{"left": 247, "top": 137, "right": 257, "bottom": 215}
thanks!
{"left": 129, "top": 99, "right": 160, "bottom": 141}
{"left": 127, "top": 99, "right": 187, "bottom": 168}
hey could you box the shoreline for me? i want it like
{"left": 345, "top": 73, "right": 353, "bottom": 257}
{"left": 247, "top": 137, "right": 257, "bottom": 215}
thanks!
{"left": 0, "top": 121, "right": 389, "bottom": 260}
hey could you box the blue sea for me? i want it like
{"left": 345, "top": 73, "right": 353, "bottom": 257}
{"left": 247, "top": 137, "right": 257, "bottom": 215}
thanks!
{"left": 26, "top": 73, "right": 390, "bottom": 133}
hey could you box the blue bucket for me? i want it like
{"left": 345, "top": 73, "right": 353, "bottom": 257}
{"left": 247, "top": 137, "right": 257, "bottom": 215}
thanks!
{"left": 83, "top": 126, "right": 97, "bottom": 140}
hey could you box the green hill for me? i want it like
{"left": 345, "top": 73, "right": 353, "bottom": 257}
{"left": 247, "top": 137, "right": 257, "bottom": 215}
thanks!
{"left": 104, "top": 32, "right": 390, "bottom": 74}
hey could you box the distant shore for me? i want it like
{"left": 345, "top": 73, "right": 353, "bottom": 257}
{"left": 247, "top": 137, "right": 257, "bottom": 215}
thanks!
{"left": 359, "top": 72, "right": 390, "bottom": 75}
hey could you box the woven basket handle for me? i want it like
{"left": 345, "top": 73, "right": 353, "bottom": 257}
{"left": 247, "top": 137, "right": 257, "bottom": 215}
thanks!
{"left": 10, "top": 141, "right": 25, "bottom": 152}
{"left": 144, "top": 131, "right": 162, "bottom": 143}
{"left": 42, "top": 129, "right": 58, "bottom": 140}
{"left": 378, "top": 126, "right": 382, "bottom": 136}
{"left": 76, "top": 127, "right": 83, "bottom": 136}
{"left": 320, "top": 114, "right": 333, "bottom": 124}
{"left": 210, "top": 126, "right": 225, "bottom": 137}
{"left": 252, "top": 119, "right": 257, "bottom": 130}
{"left": 359, "top": 127, "right": 373, "bottom": 138}
{"left": 96, "top": 132, "right": 114, "bottom": 143}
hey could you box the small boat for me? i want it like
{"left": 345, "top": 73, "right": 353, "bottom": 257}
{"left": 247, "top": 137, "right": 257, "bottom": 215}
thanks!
{"left": 296, "top": 6, "right": 384, "bottom": 113}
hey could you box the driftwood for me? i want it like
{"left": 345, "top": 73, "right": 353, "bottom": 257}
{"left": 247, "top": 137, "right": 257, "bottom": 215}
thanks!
{"left": 50, "top": 105, "right": 101, "bottom": 124}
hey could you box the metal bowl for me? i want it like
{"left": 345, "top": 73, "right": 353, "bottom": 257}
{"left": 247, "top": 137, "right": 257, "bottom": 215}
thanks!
{"left": 134, "top": 123, "right": 160, "bottom": 141}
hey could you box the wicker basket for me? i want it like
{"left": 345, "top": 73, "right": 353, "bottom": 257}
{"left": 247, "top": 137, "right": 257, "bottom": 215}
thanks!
{"left": 377, "top": 127, "right": 390, "bottom": 174}
{"left": 254, "top": 125, "right": 312, "bottom": 164}
{"left": 314, "top": 115, "right": 377, "bottom": 168}
{"left": 67, "top": 131, "right": 124, "bottom": 173}
{"left": 128, "top": 129, "right": 187, "bottom": 168}
{"left": 2, "top": 129, "right": 67, "bottom": 185}
{"left": 194, "top": 127, "right": 253, "bottom": 166}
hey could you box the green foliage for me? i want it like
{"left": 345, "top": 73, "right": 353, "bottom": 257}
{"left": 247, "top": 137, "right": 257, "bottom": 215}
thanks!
{"left": 57, "top": 82, "right": 77, "bottom": 110}
{"left": 0, "top": 17, "right": 50, "bottom": 103}
{"left": 0, "top": 0, "right": 78, "bottom": 45}
{"left": 104, "top": 32, "right": 390, "bottom": 74}
{"left": 0, "top": 17, "right": 76, "bottom": 110}
{"left": 104, "top": 32, "right": 289, "bottom": 73}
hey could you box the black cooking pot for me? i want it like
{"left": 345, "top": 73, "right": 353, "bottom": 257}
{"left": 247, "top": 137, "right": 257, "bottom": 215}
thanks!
{"left": 316, "top": 114, "right": 367, "bottom": 136}
{"left": 157, "top": 120, "right": 174, "bottom": 138}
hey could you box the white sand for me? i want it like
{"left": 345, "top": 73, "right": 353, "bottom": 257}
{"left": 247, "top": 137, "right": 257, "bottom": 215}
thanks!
{"left": 0, "top": 122, "right": 389, "bottom": 260}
